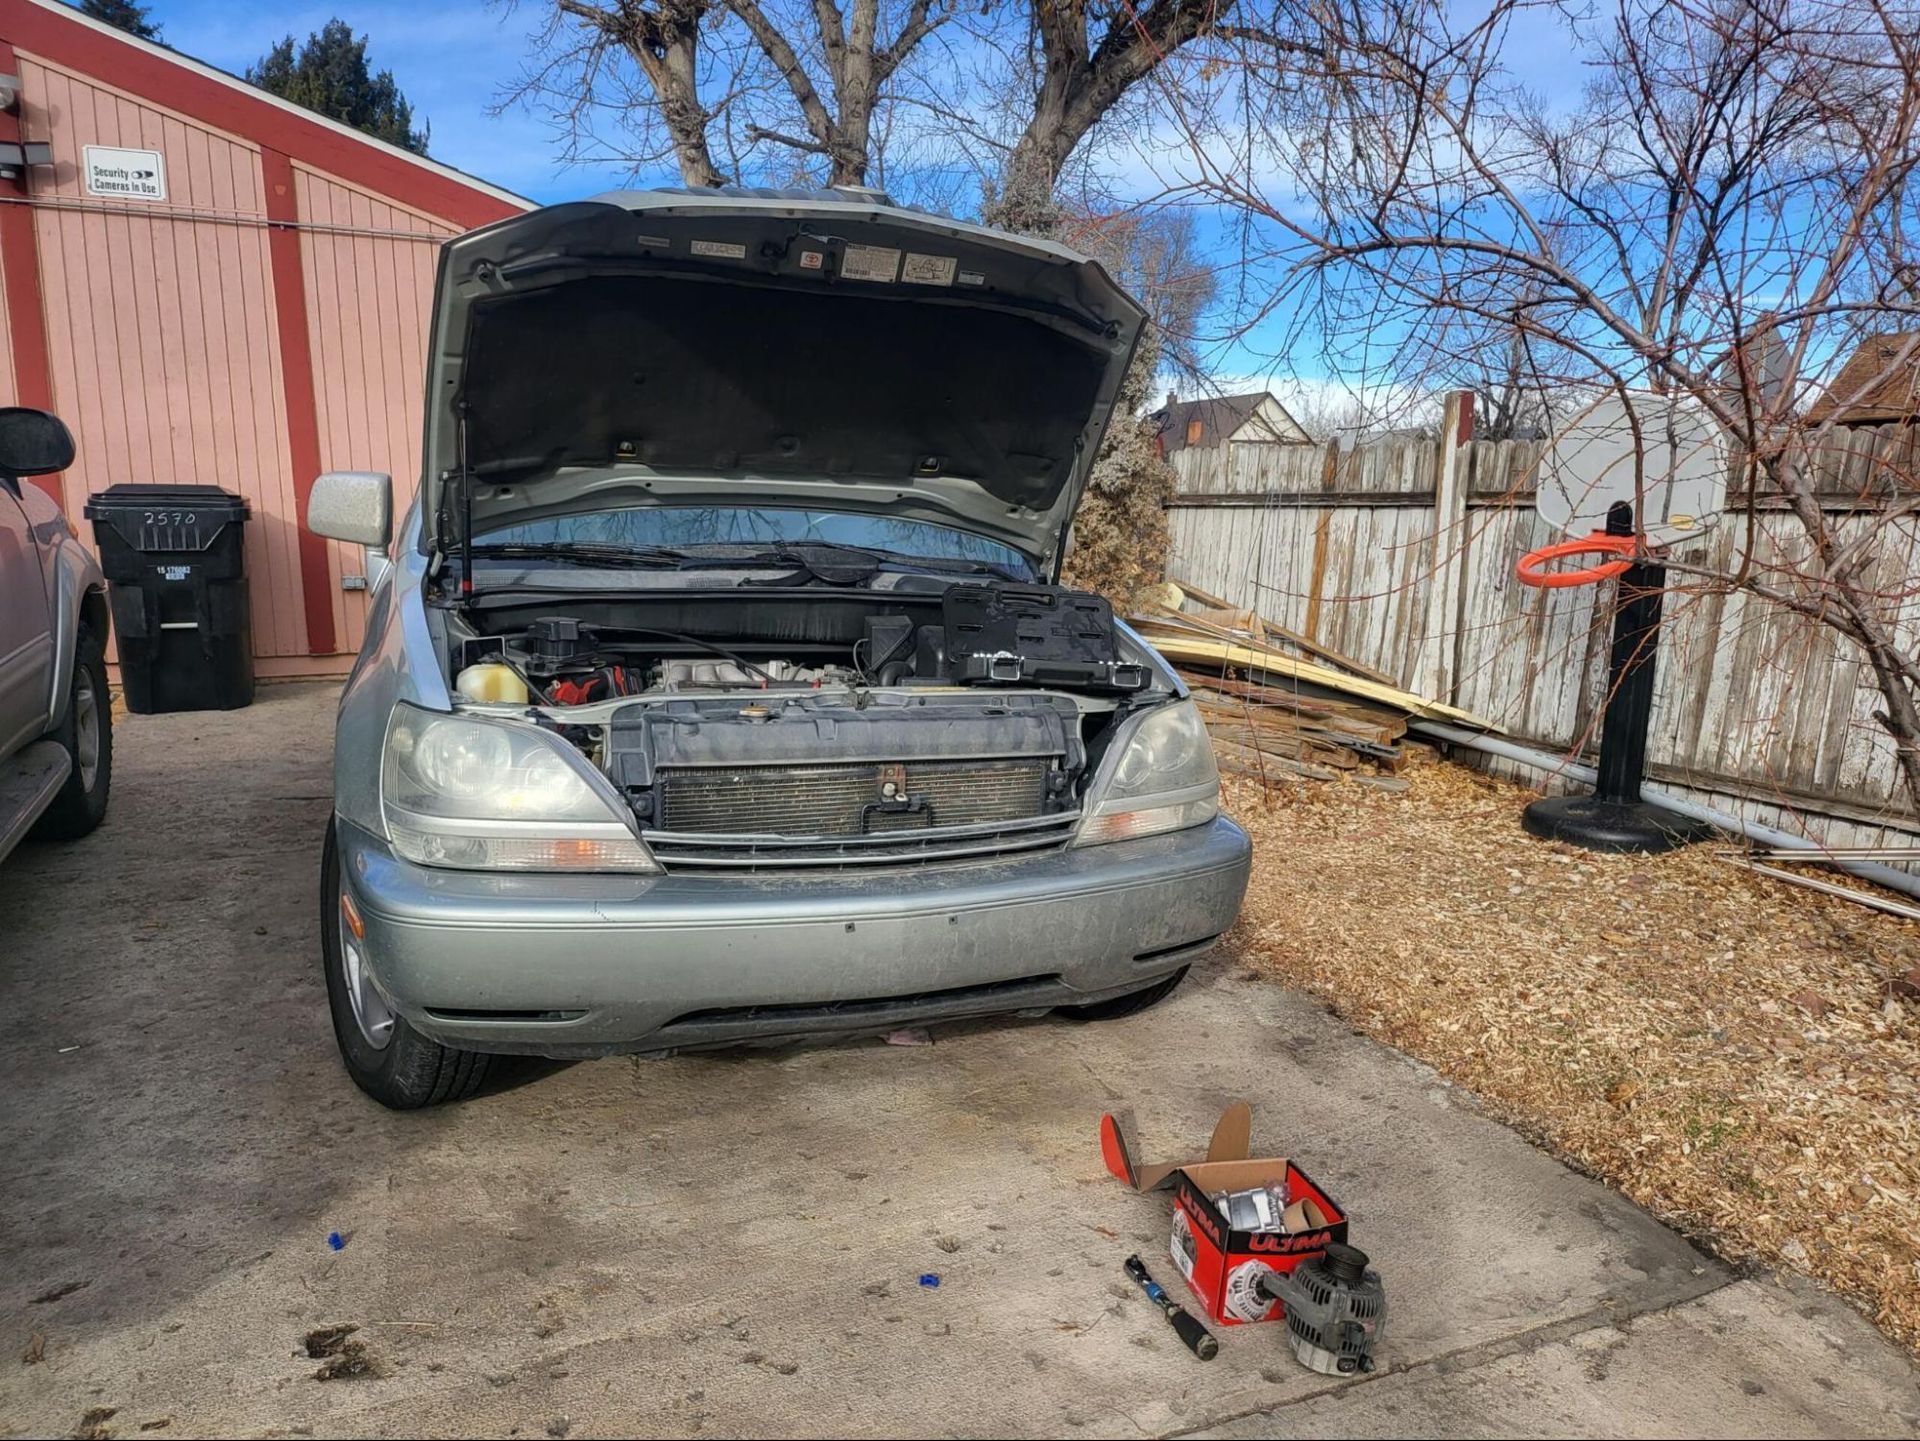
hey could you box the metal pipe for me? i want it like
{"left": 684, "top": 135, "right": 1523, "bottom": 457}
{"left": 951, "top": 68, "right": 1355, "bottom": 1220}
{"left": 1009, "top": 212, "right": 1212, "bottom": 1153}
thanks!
{"left": 1410, "top": 720, "right": 1920, "bottom": 902}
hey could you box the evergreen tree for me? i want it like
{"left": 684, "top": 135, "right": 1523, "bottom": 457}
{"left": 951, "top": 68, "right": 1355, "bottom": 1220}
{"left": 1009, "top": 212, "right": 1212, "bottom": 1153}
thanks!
{"left": 247, "top": 20, "right": 428, "bottom": 155}
{"left": 76, "top": 0, "right": 163, "bottom": 43}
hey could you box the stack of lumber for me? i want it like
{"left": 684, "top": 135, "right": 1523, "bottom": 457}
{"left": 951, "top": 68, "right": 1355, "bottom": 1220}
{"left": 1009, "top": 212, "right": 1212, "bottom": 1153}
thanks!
{"left": 1129, "top": 578, "right": 1499, "bottom": 791}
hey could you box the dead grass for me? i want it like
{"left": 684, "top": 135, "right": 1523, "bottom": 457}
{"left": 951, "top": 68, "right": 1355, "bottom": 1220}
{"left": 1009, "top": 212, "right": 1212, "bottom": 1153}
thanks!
{"left": 1223, "top": 757, "right": 1920, "bottom": 1352}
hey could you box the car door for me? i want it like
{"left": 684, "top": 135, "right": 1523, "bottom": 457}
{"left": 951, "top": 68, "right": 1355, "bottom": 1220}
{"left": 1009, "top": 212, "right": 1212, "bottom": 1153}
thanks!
{"left": 0, "top": 478, "right": 54, "bottom": 755}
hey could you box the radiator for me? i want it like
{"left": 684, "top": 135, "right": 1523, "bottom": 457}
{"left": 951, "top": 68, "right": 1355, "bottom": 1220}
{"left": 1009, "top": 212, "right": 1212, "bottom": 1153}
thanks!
{"left": 657, "top": 758, "right": 1052, "bottom": 837}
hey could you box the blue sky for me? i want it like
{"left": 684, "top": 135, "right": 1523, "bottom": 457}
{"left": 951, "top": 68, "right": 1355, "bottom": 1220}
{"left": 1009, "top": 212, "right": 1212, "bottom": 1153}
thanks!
{"left": 140, "top": 0, "right": 612, "bottom": 202}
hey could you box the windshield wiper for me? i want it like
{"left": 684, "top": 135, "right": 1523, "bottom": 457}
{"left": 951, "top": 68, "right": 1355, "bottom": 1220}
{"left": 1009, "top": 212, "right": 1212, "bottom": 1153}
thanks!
{"left": 674, "top": 541, "right": 1026, "bottom": 585}
{"left": 467, "top": 542, "right": 691, "bottom": 567}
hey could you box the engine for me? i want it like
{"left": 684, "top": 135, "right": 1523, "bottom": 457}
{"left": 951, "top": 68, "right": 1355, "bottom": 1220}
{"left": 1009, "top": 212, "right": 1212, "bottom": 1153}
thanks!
{"left": 454, "top": 581, "right": 1150, "bottom": 707}
{"left": 446, "top": 581, "right": 1154, "bottom": 866}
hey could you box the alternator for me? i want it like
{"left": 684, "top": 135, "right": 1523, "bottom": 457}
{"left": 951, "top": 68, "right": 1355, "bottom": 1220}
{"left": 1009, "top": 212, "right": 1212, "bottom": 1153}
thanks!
{"left": 1261, "top": 1243, "right": 1386, "bottom": 1376}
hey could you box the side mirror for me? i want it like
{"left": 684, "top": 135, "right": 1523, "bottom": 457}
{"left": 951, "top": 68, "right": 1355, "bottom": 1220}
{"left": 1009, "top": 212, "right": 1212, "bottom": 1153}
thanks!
{"left": 0, "top": 407, "right": 75, "bottom": 477}
{"left": 308, "top": 471, "right": 392, "bottom": 548}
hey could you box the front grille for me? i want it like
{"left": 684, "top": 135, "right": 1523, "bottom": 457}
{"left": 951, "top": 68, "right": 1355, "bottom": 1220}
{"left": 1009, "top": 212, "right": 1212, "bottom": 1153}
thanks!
{"left": 657, "top": 758, "right": 1052, "bottom": 837}
{"left": 643, "top": 810, "right": 1082, "bottom": 872}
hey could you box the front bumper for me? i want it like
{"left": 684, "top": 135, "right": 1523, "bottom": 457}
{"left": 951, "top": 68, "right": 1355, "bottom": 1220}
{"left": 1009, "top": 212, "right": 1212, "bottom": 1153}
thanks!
{"left": 337, "top": 816, "right": 1252, "bottom": 1056}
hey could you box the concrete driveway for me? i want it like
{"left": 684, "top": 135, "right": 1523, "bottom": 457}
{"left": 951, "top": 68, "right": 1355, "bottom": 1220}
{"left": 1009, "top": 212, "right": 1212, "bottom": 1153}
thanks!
{"left": 2, "top": 681, "right": 1915, "bottom": 1439}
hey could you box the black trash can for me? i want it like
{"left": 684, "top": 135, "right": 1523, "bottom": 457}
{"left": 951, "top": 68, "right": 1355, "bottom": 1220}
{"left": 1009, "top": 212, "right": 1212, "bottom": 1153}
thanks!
{"left": 84, "top": 484, "right": 254, "bottom": 714}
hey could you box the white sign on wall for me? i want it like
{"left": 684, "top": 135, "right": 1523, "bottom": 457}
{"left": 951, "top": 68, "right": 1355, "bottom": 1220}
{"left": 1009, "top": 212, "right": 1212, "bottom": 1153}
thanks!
{"left": 82, "top": 145, "right": 167, "bottom": 201}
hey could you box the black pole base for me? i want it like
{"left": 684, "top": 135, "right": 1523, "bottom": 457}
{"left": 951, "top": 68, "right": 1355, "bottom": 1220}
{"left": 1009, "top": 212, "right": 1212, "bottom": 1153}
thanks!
{"left": 1520, "top": 795, "right": 1719, "bottom": 854}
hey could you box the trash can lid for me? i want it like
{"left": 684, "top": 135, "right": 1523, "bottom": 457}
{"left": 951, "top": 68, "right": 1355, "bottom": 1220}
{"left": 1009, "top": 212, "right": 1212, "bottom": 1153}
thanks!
{"left": 84, "top": 484, "right": 251, "bottom": 519}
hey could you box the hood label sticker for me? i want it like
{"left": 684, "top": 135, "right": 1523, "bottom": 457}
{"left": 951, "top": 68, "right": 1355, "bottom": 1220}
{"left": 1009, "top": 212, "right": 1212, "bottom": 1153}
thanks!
{"left": 690, "top": 238, "right": 748, "bottom": 259}
{"left": 841, "top": 244, "right": 902, "bottom": 283}
{"left": 635, "top": 233, "right": 672, "bottom": 249}
{"left": 902, "top": 252, "right": 957, "bottom": 286}
{"left": 798, "top": 249, "right": 825, "bottom": 270}
{"left": 956, "top": 269, "right": 987, "bottom": 286}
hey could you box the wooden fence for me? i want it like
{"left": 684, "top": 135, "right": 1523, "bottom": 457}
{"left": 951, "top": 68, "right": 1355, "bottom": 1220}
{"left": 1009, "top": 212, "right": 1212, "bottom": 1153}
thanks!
{"left": 1165, "top": 413, "right": 1920, "bottom": 855}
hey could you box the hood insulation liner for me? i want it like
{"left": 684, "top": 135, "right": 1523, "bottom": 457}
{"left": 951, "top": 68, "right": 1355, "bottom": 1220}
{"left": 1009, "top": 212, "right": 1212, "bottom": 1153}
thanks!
{"left": 460, "top": 275, "right": 1111, "bottom": 514}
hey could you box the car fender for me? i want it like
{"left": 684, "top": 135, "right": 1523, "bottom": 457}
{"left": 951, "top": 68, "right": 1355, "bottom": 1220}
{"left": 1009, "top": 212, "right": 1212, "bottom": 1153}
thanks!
{"left": 42, "top": 531, "right": 108, "bottom": 734}
{"left": 332, "top": 503, "right": 451, "bottom": 836}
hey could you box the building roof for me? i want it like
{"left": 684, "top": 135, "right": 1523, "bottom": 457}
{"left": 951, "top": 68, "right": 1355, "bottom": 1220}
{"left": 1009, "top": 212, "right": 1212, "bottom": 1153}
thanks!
{"left": 7, "top": 0, "right": 529, "bottom": 225}
{"left": 1806, "top": 333, "right": 1920, "bottom": 426}
{"left": 1155, "top": 391, "right": 1303, "bottom": 454}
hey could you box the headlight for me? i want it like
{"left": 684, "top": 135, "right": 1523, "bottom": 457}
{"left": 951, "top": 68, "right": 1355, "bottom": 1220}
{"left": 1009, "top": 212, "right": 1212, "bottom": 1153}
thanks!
{"left": 382, "top": 705, "right": 659, "bottom": 871}
{"left": 1073, "top": 699, "right": 1219, "bottom": 847}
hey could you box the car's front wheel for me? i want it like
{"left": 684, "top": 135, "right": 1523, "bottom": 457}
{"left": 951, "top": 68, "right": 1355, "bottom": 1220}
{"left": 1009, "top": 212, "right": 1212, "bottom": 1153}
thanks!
{"left": 321, "top": 821, "right": 492, "bottom": 1109}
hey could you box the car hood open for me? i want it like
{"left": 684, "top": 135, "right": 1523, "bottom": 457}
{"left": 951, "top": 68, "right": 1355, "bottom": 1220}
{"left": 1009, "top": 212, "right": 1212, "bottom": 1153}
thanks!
{"left": 420, "top": 189, "right": 1147, "bottom": 571}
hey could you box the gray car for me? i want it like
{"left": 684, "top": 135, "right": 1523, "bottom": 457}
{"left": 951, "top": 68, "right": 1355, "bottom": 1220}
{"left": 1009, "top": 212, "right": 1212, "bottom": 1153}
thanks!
{"left": 307, "top": 189, "right": 1252, "bottom": 1109}
{"left": 0, "top": 409, "right": 111, "bottom": 866}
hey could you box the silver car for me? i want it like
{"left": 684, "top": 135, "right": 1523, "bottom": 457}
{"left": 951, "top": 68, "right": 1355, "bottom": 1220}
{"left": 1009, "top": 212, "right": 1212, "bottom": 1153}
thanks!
{"left": 0, "top": 409, "right": 111, "bottom": 866}
{"left": 307, "top": 190, "right": 1252, "bottom": 1108}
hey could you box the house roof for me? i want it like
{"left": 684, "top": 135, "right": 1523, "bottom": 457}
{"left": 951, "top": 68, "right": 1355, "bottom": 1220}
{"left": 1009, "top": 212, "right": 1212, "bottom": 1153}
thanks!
{"left": 1155, "top": 392, "right": 1302, "bottom": 453}
{"left": 1806, "top": 333, "right": 1920, "bottom": 426}
{"left": 6, "top": 0, "right": 529, "bottom": 226}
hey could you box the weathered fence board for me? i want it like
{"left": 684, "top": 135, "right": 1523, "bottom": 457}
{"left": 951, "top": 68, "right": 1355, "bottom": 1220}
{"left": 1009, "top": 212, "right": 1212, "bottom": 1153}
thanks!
{"left": 1166, "top": 424, "right": 1920, "bottom": 852}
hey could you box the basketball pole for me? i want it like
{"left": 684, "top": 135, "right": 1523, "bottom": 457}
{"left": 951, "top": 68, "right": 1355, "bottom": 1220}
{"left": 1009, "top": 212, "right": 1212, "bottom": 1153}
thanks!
{"left": 1520, "top": 501, "right": 1718, "bottom": 853}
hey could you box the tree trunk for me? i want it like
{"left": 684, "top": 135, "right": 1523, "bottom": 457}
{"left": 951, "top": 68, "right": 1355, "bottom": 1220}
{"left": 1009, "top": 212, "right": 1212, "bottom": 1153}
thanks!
{"left": 554, "top": 0, "right": 729, "bottom": 186}
{"left": 624, "top": 5, "right": 727, "bottom": 186}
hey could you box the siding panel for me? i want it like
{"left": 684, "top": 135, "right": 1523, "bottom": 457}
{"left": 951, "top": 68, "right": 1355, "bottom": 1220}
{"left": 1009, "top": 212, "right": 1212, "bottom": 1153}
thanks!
{"left": 20, "top": 55, "right": 305, "bottom": 657}
{"left": 293, "top": 164, "right": 450, "bottom": 655}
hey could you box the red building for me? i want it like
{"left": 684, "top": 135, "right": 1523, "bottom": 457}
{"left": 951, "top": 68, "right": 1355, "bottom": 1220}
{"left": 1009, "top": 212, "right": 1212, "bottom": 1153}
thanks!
{"left": 0, "top": 0, "right": 525, "bottom": 675}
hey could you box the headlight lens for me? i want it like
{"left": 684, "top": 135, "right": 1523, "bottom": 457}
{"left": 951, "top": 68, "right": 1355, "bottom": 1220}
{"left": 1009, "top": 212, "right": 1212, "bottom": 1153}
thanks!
{"left": 1073, "top": 699, "right": 1219, "bottom": 847}
{"left": 382, "top": 706, "right": 658, "bottom": 871}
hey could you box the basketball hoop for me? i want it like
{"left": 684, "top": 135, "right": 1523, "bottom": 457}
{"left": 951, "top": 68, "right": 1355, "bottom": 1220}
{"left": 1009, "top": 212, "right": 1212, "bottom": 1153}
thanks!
{"left": 1504, "top": 391, "right": 1729, "bottom": 855}
{"left": 1515, "top": 533, "right": 1638, "bottom": 589}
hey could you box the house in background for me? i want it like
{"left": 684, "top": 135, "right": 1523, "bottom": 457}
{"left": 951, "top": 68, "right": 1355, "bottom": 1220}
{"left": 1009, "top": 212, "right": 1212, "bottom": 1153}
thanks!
{"left": 1805, "top": 333, "right": 1920, "bottom": 427}
{"left": 1153, "top": 390, "right": 1311, "bottom": 457}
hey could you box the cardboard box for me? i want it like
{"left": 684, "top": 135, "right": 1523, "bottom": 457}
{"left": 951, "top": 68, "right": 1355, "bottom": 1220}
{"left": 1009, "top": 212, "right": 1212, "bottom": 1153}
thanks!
{"left": 1100, "top": 1102, "right": 1347, "bottom": 1326}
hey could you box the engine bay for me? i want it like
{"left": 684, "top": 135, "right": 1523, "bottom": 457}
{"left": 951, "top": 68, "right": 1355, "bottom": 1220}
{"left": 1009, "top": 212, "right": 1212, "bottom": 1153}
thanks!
{"left": 453, "top": 581, "right": 1150, "bottom": 706}
{"left": 445, "top": 581, "right": 1163, "bottom": 852}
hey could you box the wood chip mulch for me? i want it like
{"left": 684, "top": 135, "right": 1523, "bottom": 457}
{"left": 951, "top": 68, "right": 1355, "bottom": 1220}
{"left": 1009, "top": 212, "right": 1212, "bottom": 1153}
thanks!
{"left": 1222, "top": 757, "right": 1920, "bottom": 1352}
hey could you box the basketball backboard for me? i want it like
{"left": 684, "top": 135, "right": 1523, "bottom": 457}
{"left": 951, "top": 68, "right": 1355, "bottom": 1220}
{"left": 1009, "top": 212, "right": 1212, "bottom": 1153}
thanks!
{"left": 1535, "top": 394, "right": 1726, "bottom": 546}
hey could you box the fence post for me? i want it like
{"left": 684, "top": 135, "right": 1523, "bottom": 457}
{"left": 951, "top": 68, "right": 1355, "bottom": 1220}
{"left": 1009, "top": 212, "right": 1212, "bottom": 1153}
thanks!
{"left": 1416, "top": 391, "right": 1475, "bottom": 700}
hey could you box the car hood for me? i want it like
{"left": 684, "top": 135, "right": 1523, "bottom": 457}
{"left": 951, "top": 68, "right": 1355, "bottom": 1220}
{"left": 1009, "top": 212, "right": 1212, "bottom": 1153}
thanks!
{"left": 421, "top": 189, "right": 1147, "bottom": 571}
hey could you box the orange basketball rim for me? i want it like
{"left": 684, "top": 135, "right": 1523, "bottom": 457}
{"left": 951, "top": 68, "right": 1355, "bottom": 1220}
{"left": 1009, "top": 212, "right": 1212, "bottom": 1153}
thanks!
{"left": 1515, "top": 532, "right": 1640, "bottom": 588}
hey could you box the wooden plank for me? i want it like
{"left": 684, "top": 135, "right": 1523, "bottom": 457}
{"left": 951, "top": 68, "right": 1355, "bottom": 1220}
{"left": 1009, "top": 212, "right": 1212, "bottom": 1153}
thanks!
{"left": 1185, "top": 675, "right": 1407, "bottom": 740}
{"left": 1304, "top": 511, "right": 1331, "bottom": 643}
{"left": 1210, "top": 736, "right": 1343, "bottom": 783}
{"left": 1140, "top": 595, "right": 1402, "bottom": 690}
{"left": 1147, "top": 634, "right": 1496, "bottom": 728}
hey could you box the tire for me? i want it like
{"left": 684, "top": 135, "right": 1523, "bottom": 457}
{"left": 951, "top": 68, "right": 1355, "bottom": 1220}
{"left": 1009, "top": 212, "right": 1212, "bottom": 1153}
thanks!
{"left": 1054, "top": 965, "right": 1189, "bottom": 1022}
{"left": 321, "top": 821, "right": 492, "bottom": 1109}
{"left": 30, "top": 622, "right": 111, "bottom": 841}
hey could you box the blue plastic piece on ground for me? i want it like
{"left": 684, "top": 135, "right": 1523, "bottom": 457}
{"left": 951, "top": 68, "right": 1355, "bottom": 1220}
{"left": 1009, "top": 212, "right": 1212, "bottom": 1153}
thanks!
{"left": 327, "top": 1231, "right": 346, "bottom": 1252}
{"left": 918, "top": 1273, "right": 940, "bottom": 1288}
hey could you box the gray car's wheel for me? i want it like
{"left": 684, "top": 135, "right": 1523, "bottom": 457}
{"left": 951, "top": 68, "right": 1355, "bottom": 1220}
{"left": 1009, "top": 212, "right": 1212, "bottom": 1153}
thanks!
{"left": 321, "top": 821, "right": 492, "bottom": 1109}
{"left": 1054, "top": 966, "right": 1189, "bottom": 1022}
{"left": 31, "top": 622, "right": 111, "bottom": 841}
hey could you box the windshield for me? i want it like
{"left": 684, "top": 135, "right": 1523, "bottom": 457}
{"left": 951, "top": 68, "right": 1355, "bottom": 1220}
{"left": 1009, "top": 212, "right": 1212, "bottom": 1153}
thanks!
{"left": 475, "top": 507, "right": 1036, "bottom": 578}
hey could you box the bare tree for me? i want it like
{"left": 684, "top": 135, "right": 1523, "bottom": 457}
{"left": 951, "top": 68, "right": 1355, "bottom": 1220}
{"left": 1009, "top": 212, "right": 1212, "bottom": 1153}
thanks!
{"left": 515, "top": 0, "right": 733, "bottom": 184}
{"left": 727, "top": 0, "right": 952, "bottom": 185}
{"left": 1172, "top": 0, "right": 1920, "bottom": 799}
{"left": 979, "top": 0, "right": 1238, "bottom": 231}
{"left": 512, "top": 0, "right": 957, "bottom": 188}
